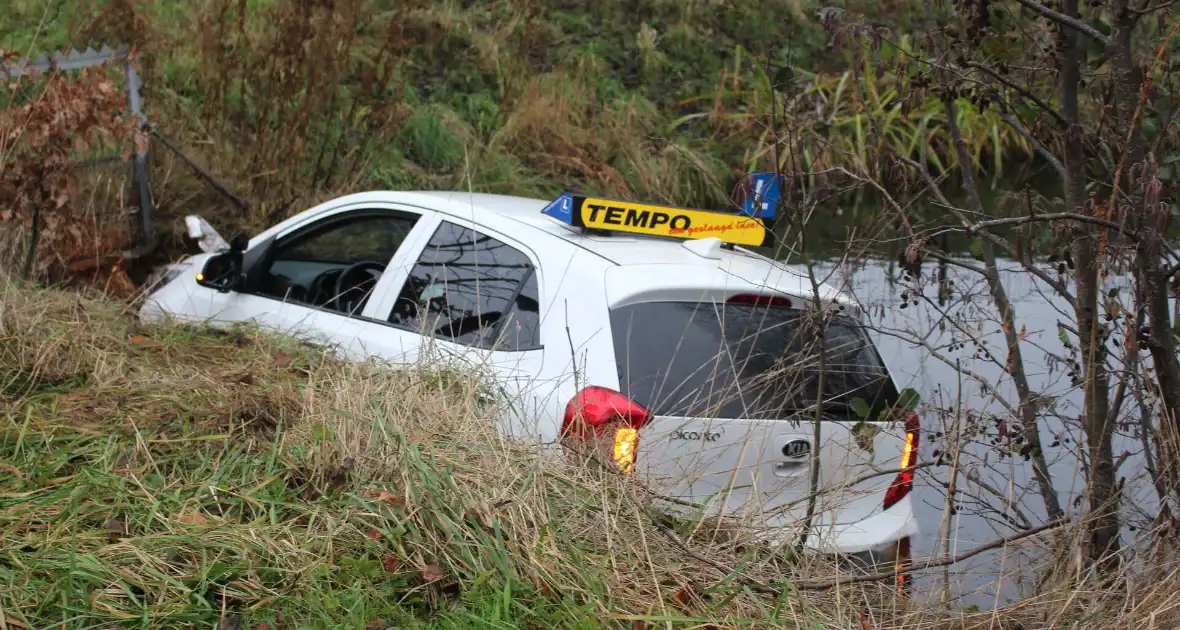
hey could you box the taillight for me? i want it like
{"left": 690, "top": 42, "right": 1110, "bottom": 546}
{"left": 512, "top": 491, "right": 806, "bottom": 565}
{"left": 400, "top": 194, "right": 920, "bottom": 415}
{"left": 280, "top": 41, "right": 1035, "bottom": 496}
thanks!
{"left": 561, "top": 386, "right": 651, "bottom": 474}
{"left": 883, "top": 411, "right": 920, "bottom": 510}
{"left": 728, "top": 293, "right": 792, "bottom": 308}
{"left": 894, "top": 536, "right": 913, "bottom": 595}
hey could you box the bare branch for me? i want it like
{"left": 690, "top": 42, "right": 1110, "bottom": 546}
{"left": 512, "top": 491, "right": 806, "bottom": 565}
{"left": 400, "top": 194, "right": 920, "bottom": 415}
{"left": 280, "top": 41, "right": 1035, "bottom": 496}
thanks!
{"left": 924, "top": 250, "right": 987, "bottom": 275}
{"left": 793, "top": 518, "right": 1068, "bottom": 589}
{"left": 1014, "top": 0, "right": 1111, "bottom": 46}
{"left": 871, "top": 326, "right": 1020, "bottom": 418}
{"left": 968, "top": 213, "right": 1180, "bottom": 264}
{"left": 961, "top": 466, "right": 1034, "bottom": 530}
{"left": 1130, "top": 0, "right": 1176, "bottom": 14}
{"left": 968, "top": 212, "right": 1134, "bottom": 235}
{"left": 763, "top": 461, "right": 941, "bottom": 519}
{"left": 898, "top": 156, "right": 1077, "bottom": 307}
{"left": 997, "top": 112, "right": 1067, "bottom": 178}
{"left": 965, "top": 62, "right": 1069, "bottom": 128}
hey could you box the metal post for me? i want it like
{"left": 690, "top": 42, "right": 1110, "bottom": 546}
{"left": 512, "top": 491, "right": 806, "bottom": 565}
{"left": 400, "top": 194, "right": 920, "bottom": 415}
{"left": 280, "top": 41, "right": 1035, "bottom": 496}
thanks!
{"left": 124, "top": 58, "right": 156, "bottom": 251}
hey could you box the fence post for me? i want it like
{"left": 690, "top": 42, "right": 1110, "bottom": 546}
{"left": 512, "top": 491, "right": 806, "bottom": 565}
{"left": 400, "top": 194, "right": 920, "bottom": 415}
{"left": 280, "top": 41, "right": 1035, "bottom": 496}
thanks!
{"left": 124, "top": 56, "right": 155, "bottom": 251}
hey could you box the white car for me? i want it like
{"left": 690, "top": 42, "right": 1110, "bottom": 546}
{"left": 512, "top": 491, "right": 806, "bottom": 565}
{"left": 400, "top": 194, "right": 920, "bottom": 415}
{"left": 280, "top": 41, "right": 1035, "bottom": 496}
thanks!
{"left": 140, "top": 190, "right": 920, "bottom": 572}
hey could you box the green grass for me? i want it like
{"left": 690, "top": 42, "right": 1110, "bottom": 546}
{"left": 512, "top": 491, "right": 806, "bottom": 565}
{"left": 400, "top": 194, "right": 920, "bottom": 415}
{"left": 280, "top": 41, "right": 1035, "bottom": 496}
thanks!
{"left": 1, "top": 0, "right": 1036, "bottom": 244}
{"left": 7, "top": 280, "right": 918, "bottom": 629}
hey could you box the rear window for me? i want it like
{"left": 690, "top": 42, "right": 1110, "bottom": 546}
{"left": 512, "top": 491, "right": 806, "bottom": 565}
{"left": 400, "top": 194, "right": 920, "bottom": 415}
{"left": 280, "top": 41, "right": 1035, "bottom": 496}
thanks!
{"left": 609, "top": 300, "right": 899, "bottom": 419}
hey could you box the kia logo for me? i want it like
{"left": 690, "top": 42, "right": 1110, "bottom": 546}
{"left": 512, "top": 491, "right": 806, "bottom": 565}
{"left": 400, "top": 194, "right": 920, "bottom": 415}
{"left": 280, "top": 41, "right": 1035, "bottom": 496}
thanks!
{"left": 782, "top": 439, "right": 811, "bottom": 459}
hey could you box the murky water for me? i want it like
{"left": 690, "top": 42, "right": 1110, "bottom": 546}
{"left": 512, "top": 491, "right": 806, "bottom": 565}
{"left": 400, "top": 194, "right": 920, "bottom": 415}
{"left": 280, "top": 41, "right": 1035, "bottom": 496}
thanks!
{"left": 811, "top": 257, "right": 1161, "bottom": 610}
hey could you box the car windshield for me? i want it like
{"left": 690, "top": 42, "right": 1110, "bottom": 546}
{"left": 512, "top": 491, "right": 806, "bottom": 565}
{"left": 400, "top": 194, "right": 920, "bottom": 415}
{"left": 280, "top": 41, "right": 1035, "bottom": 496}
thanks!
{"left": 609, "top": 300, "right": 899, "bottom": 419}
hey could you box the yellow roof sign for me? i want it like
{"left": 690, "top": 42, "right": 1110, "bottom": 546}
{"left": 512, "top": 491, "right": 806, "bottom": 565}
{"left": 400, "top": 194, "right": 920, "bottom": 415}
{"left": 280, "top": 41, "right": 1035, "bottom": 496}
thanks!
{"left": 541, "top": 193, "right": 770, "bottom": 247}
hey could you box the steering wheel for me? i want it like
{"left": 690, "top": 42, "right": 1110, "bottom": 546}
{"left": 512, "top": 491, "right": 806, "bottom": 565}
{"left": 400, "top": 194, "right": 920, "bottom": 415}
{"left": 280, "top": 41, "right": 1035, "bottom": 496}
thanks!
{"left": 307, "top": 269, "right": 341, "bottom": 307}
{"left": 334, "top": 261, "right": 386, "bottom": 313}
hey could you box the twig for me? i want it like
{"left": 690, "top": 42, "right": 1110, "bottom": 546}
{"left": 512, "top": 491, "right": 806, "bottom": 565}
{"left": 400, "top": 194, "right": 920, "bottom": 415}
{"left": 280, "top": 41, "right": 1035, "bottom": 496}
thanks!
{"left": 147, "top": 126, "right": 248, "bottom": 212}
{"left": 792, "top": 517, "right": 1068, "bottom": 590}
{"left": 762, "top": 461, "right": 940, "bottom": 519}
{"left": 996, "top": 112, "right": 1066, "bottom": 178}
{"left": 968, "top": 213, "right": 1134, "bottom": 237}
{"left": 1130, "top": 0, "right": 1176, "bottom": 14}
{"left": 964, "top": 62, "right": 1069, "bottom": 128}
{"left": 653, "top": 520, "right": 782, "bottom": 596}
{"left": 961, "top": 467, "right": 1034, "bottom": 530}
{"left": 903, "top": 163, "right": 1076, "bottom": 306}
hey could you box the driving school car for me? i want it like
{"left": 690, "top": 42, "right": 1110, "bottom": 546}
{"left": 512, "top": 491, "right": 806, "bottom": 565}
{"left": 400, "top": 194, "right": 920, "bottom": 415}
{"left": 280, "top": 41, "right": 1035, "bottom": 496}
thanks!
{"left": 140, "top": 189, "right": 920, "bottom": 574}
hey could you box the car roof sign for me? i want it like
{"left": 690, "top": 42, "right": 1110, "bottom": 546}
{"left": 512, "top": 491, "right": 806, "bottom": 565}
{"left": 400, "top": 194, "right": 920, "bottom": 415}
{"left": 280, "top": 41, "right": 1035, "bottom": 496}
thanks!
{"left": 540, "top": 192, "right": 770, "bottom": 247}
{"left": 738, "top": 171, "right": 784, "bottom": 221}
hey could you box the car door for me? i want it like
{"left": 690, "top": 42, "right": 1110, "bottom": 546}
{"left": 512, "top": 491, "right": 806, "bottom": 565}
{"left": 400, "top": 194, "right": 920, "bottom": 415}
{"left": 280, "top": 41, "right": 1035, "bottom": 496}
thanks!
{"left": 172, "top": 203, "right": 436, "bottom": 362}
{"left": 371, "top": 216, "right": 548, "bottom": 428}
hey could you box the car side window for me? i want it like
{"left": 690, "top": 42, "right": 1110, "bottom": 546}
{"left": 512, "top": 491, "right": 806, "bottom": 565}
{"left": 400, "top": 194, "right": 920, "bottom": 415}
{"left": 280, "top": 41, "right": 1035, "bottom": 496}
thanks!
{"left": 255, "top": 212, "right": 418, "bottom": 316}
{"left": 387, "top": 221, "right": 541, "bottom": 350}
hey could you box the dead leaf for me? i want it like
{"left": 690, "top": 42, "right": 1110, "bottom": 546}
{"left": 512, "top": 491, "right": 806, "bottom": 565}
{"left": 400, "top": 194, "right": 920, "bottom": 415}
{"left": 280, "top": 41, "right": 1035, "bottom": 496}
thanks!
{"left": 673, "top": 586, "right": 692, "bottom": 605}
{"left": 382, "top": 554, "right": 402, "bottom": 573}
{"left": 177, "top": 510, "right": 209, "bottom": 525}
{"left": 631, "top": 621, "right": 647, "bottom": 630}
{"left": 103, "top": 519, "right": 128, "bottom": 539}
{"left": 129, "top": 334, "right": 164, "bottom": 348}
{"left": 368, "top": 488, "right": 405, "bottom": 508}
{"left": 860, "top": 608, "right": 873, "bottom": 630}
{"left": 255, "top": 625, "right": 270, "bottom": 630}
{"left": 44, "top": 474, "right": 77, "bottom": 486}
{"left": 419, "top": 564, "right": 444, "bottom": 582}
{"left": 366, "top": 528, "right": 382, "bottom": 540}
{"left": 273, "top": 349, "right": 294, "bottom": 367}
{"left": 1018, "top": 325, "right": 1027, "bottom": 341}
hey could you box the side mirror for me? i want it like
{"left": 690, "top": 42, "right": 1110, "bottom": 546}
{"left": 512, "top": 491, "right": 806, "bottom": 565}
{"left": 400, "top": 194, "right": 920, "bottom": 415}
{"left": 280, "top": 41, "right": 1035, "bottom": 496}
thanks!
{"left": 195, "top": 232, "right": 249, "bottom": 293}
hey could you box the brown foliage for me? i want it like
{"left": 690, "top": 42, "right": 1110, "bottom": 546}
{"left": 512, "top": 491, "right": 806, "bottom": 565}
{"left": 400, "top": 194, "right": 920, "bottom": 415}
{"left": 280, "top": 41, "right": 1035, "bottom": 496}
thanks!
{"left": 190, "top": 0, "right": 416, "bottom": 200}
{"left": 0, "top": 63, "right": 132, "bottom": 278}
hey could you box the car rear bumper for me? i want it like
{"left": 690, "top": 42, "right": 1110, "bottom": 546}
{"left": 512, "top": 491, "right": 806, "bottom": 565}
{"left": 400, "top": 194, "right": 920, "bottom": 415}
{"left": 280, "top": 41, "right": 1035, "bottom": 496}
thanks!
{"left": 802, "top": 493, "right": 920, "bottom": 556}
{"left": 748, "top": 493, "right": 919, "bottom": 558}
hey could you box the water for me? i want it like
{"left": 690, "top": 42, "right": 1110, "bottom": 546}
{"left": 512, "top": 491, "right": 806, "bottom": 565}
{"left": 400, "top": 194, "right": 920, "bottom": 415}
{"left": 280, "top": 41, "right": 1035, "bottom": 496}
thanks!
{"left": 809, "top": 257, "right": 1163, "bottom": 611}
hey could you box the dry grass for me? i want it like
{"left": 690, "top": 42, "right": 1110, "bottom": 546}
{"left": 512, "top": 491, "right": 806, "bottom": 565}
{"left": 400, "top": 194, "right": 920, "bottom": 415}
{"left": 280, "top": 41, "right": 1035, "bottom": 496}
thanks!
{"left": 0, "top": 278, "right": 858, "bottom": 627}
{"left": 4, "top": 278, "right": 1180, "bottom": 628}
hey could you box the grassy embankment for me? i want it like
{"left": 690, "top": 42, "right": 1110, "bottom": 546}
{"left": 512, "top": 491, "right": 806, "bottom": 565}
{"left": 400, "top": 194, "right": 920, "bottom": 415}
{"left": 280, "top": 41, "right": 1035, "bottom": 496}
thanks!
{"left": 5, "top": 280, "right": 1180, "bottom": 629}
{"left": 2, "top": 0, "right": 1037, "bottom": 249}
{"left": 1, "top": 280, "right": 920, "bottom": 629}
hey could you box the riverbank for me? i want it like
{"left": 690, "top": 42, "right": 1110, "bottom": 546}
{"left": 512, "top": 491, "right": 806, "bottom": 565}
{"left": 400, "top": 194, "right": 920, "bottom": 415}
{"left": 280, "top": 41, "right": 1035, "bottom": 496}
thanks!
{"left": 0, "top": 279, "right": 880, "bottom": 628}
{"left": 2, "top": 279, "right": 1179, "bottom": 629}
{"left": 3, "top": 0, "right": 1040, "bottom": 251}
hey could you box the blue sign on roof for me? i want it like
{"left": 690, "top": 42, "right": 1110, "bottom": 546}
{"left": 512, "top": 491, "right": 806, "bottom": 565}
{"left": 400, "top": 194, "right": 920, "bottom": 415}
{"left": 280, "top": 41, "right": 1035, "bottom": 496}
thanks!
{"left": 739, "top": 172, "right": 784, "bottom": 221}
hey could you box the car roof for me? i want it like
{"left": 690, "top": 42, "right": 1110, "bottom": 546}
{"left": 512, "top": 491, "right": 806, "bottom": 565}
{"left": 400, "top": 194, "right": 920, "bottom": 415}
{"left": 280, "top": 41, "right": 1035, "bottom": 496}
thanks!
{"left": 297, "top": 191, "right": 845, "bottom": 303}
{"left": 410, "top": 191, "right": 791, "bottom": 265}
{"left": 410, "top": 191, "right": 850, "bottom": 303}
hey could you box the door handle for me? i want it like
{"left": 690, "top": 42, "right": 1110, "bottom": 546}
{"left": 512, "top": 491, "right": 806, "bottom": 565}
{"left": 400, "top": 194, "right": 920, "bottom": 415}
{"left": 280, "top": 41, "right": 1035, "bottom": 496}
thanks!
{"left": 773, "top": 459, "right": 809, "bottom": 478}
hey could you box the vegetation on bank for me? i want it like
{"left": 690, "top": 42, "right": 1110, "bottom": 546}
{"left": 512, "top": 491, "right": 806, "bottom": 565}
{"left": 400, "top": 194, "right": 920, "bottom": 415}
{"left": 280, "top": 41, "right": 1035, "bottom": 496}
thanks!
{"left": 5, "top": 0, "right": 1180, "bottom": 627}
{"left": 0, "top": 280, "right": 798, "bottom": 628}
{"left": 3, "top": 0, "right": 1045, "bottom": 240}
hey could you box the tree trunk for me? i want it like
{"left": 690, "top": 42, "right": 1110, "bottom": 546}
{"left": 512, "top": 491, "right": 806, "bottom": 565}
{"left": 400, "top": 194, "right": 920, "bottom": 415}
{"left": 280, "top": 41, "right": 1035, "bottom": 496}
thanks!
{"left": 1064, "top": 0, "right": 1120, "bottom": 571}
{"left": 941, "top": 94, "right": 1064, "bottom": 522}
{"left": 1108, "top": 0, "right": 1180, "bottom": 514}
